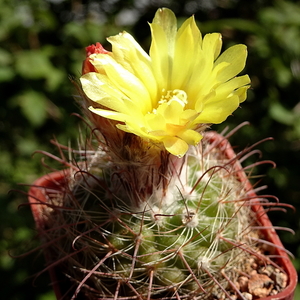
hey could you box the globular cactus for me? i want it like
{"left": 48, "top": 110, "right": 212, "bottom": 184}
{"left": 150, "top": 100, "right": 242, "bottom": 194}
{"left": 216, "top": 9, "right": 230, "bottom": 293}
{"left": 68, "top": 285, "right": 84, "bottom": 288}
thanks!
{"left": 29, "top": 7, "right": 294, "bottom": 300}
{"left": 39, "top": 128, "right": 267, "bottom": 300}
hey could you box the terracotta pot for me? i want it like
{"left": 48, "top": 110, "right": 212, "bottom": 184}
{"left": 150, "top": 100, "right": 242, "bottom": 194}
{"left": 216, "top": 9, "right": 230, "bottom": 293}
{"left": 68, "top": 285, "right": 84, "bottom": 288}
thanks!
{"left": 29, "top": 170, "right": 70, "bottom": 299}
{"left": 28, "top": 132, "right": 297, "bottom": 300}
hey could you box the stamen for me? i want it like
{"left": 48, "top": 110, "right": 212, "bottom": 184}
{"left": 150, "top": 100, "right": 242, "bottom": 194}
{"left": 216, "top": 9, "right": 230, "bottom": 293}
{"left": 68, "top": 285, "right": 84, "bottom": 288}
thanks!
{"left": 159, "top": 89, "right": 188, "bottom": 107}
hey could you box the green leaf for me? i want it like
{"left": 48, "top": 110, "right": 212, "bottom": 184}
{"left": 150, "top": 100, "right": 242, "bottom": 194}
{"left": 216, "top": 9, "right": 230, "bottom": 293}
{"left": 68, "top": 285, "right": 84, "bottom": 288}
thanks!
{"left": 269, "top": 102, "right": 295, "bottom": 125}
{"left": 0, "top": 67, "right": 14, "bottom": 82}
{"left": 16, "top": 90, "right": 48, "bottom": 127}
{"left": 15, "top": 50, "right": 54, "bottom": 79}
{"left": 0, "top": 48, "right": 14, "bottom": 81}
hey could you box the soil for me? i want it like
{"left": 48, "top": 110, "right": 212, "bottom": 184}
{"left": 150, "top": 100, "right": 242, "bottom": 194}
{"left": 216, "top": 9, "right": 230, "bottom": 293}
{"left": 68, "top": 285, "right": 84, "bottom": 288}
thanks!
{"left": 210, "top": 251, "right": 288, "bottom": 300}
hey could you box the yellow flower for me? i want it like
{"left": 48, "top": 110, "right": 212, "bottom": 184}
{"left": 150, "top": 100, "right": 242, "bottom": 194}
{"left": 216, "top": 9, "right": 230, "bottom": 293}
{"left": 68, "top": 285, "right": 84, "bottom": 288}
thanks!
{"left": 80, "top": 8, "right": 250, "bottom": 157}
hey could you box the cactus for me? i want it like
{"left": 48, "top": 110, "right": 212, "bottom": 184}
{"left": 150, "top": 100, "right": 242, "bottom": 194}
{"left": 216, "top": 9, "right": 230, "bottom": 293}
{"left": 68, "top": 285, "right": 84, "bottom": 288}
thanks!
{"left": 28, "top": 8, "right": 294, "bottom": 300}
{"left": 37, "top": 126, "right": 276, "bottom": 300}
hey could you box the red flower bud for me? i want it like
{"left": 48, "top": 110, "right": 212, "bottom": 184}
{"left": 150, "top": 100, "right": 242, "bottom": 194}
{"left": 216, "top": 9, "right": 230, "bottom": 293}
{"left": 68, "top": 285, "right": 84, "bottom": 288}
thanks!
{"left": 82, "top": 42, "right": 110, "bottom": 74}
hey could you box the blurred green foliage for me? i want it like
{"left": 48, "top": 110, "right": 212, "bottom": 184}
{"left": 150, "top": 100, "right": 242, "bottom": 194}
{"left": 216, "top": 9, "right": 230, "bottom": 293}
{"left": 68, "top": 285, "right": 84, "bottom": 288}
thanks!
{"left": 1, "top": 0, "right": 299, "bottom": 299}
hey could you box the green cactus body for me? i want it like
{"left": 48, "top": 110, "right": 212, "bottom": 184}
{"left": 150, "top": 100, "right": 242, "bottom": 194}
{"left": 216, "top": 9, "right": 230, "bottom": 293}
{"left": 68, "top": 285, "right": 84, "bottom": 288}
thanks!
{"left": 51, "top": 135, "right": 255, "bottom": 299}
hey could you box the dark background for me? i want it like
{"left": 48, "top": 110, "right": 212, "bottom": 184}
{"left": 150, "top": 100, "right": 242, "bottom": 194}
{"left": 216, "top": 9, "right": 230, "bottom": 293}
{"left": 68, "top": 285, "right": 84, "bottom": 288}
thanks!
{"left": 1, "top": 0, "right": 299, "bottom": 299}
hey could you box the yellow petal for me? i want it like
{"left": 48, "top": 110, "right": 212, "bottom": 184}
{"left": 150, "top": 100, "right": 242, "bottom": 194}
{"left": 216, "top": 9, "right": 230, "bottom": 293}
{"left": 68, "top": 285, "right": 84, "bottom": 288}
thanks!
{"left": 163, "top": 136, "right": 189, "bottom": 157}
{"left": 89, "top": 107, "right": 128, "bottom": 122}
{"left": 234, "top": 85, "right": 250, "bottom": 103}
{"left": 107, "top": 32, "right": 158, "bottom": 102}
{"left": 116, "top": 122, "right": 149, "bottom": 138}
{"left": 181, "top": 109, "right": 199, "bottom": 124}
{"left": 195, "top": 61, "right": 228, "bottom": 97}
{"left": 172, "top": 16, "right": 202, "bottom": 88}
{"left": 144, "top": 112, "right": 166, "bottom": 132}
{"left": 185, "top": 33, "right": 222, "bottom": 100}
{"left": 202, "top": 33, "right": 222, "bottom": 62}
{"left": 195, "top": 95, "right": 240, "bottom": 124}
{"left": 178, "top": 129, "right": 202, "bottom": 145}
{"left": 152, "top": 8, "right": 177, "bottom": 57}
{"left": 158, "top": 101, "right": 183, "bottom": 124}
{"left": 81, "top": 73, "right": 139, "bottom": 115}
{"left": 150, "top": 8, "right": 177, "bottom": 91}
{"left": 149, "top": 23, "right": 170, "bottom": 91}
{"left": 214, "top": 75, "right": 250, "bottom": 99}
{"left": 215, "top": 44, "right": 247, "bottom": 82}
{"left": 108, "top": 32, "right": 150, "bottom": 69}
{"left": 96, "top": 54, "right": 152, "bottom": 113}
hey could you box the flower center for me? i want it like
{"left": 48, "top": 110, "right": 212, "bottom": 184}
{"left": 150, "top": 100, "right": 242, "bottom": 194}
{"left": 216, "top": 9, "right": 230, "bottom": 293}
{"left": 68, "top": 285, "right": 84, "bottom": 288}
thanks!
{"left": 159, "top": 89, "right": 188, "bottom": 108}
{"left": 145, "top": 89, "right": 191, "bottom": 134}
